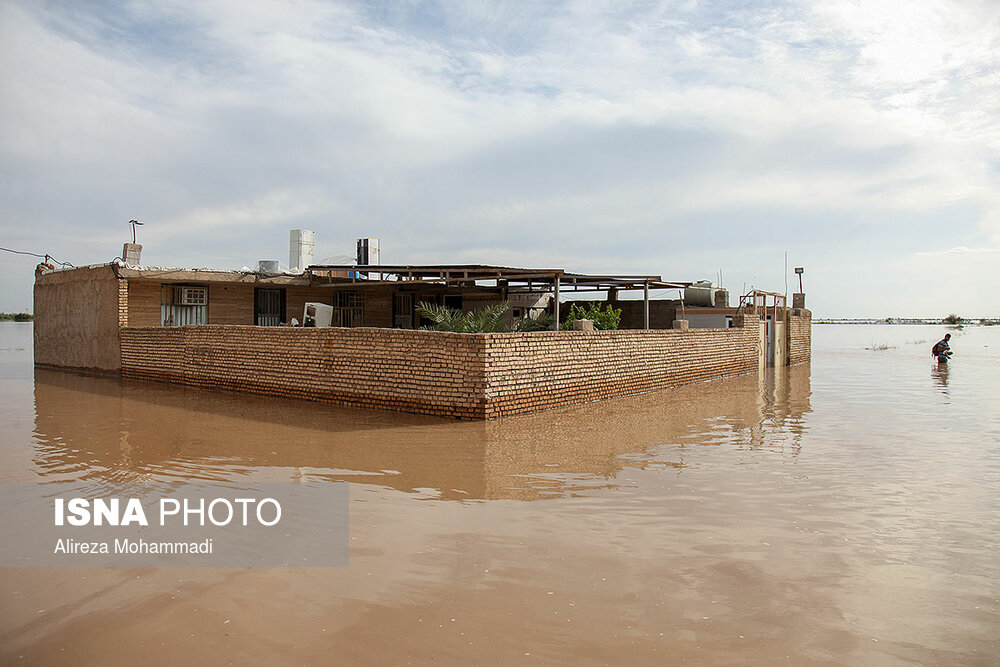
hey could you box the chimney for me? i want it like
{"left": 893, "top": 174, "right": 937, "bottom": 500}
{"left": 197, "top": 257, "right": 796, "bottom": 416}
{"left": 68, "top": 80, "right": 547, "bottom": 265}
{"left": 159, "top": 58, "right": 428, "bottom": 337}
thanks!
{"left": 123, "top": 243, "right": 142, "bottom": 266}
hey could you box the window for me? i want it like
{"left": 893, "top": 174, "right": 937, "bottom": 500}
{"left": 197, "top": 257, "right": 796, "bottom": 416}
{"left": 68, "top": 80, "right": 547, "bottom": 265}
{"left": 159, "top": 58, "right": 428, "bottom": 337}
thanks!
{"left": 255, "top": 288, "right": 286, "bottom": 326}
{"left": 393, "top": 294, "right": 413, "bottom": 328}
{"left": 161, "top": 285, "right": 208, "bottom": 326}
{"left": 332, "top": 291, "right": 364, "bottom": 327}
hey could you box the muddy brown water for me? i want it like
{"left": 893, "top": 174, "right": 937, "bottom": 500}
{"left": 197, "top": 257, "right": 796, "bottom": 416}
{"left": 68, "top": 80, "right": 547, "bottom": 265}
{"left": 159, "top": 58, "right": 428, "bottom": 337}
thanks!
{"left": 1, "top": 322, "right": 998, "bottom": 665}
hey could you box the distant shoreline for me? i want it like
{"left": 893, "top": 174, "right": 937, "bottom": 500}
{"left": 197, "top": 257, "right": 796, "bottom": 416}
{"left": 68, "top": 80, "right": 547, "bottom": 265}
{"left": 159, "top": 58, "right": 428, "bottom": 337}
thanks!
{"left": 815, "top": 319, "right": 997, "bottom": 325}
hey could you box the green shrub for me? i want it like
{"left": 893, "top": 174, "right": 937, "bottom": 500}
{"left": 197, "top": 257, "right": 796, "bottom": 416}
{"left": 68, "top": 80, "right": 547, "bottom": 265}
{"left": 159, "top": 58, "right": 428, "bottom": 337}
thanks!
{"left": 560, "top": 303, "right": 621, "bottom": 330}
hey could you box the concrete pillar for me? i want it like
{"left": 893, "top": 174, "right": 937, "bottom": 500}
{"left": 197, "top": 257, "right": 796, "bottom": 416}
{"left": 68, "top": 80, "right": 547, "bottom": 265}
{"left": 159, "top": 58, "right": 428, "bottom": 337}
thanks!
{"left": 572, "top": 319, "right": 595, "bottom": 331}
{"left": 672, "top": 319, "right": 689, "bottom": 330}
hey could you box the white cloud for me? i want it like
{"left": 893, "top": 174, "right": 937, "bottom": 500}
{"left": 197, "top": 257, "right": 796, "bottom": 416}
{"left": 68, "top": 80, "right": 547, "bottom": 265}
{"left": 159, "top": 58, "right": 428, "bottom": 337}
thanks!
{"left": 883, "top": 247, "right": 1000, "bottom": 317}
{"left": 1, "top": 0, "right": 998, "bottom": 316}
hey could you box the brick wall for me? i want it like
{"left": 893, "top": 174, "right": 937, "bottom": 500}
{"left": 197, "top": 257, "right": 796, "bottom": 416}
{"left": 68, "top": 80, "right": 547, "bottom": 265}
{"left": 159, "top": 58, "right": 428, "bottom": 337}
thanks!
{"left": 207, "top": 283, "right": 254, "bottom": 324}
{"left": 33, "top": 265, "right": 122, "bottom": 372}
{"left": 120, "top": 316, "right": 764, "bottom": 419}
{"left": 787, "top": 309, "right": 811, "bottom": 365}
{"left": 121, "top": 326, "right": 488, "bottom": 418}
{"left": 128, "top": 280, "right": 338, "bottom": 327}
{"left": 481, "top": 315, "right": 762, "bottom": 418}
{"left": 602, "top": 299, "right": 679, "bottom": 330}
{"left": 127, "top": 281, "right": 161, "bottom": 327}
{"left": 117, "top": 278, "right": 128, "bottom": 327}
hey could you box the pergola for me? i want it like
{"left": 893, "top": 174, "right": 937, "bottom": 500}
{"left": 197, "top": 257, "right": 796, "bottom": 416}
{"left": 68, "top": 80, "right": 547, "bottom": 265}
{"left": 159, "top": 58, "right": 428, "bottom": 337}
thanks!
{"left": 306, "top": 264, "right": 692, "bottom": 329}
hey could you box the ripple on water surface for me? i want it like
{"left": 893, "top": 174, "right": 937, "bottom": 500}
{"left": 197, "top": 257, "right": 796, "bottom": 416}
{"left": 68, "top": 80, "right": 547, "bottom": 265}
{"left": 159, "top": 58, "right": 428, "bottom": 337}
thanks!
{"left": 1, "top": 322, "right": 998, "bottom": 665}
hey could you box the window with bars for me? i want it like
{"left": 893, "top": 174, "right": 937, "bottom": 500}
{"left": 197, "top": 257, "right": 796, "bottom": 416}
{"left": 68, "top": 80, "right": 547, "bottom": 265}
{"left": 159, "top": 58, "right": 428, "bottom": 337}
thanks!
{"left": 161, "top": 285, "right": 208, "bottom": 326}
{"left": 393, "top": 294, "right": 413, "bottom": 328}
{"left": 332, "top": 292, "right": 364, "bottom": 327}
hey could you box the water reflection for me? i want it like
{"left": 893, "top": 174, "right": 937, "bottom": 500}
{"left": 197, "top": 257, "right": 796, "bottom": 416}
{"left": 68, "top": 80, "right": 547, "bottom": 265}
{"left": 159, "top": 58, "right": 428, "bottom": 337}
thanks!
{"left": 931, "top": 362, "right": 950, "bottom": 397}
{"left": 32, "top": 365, "right": 812, "bottom": 501}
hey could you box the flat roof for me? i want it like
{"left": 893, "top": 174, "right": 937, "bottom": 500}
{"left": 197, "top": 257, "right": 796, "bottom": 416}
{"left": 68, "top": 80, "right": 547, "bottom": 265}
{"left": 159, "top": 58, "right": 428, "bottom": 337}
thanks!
{"left": 44, "top": 262, "right": 693, "bottom": 293}
{"left": 114, "top": 266, "right": 312, "bottom": 285}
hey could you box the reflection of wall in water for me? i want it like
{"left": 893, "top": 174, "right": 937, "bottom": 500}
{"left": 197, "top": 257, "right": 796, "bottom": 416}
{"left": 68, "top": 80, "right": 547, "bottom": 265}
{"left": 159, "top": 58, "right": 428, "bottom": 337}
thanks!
{"left": 480, "top": 368, "right": 813, "bottom": 500}
{"left": 32, "top": 368, "right": 489, "bottom": 498}
{"left": 752, "top": 364, "right": 812, "bottom": 454}
{"left": 33, "top": 363, "right": 813, "bottom": 502}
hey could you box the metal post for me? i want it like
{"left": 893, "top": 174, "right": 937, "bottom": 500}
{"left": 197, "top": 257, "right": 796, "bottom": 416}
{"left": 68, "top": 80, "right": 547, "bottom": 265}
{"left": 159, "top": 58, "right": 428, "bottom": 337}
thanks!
{"left": 643, "top": 281, "right": 649, "bottom": 330}
{"left": 554, "top": 275, "right": 561, "bottom": 330}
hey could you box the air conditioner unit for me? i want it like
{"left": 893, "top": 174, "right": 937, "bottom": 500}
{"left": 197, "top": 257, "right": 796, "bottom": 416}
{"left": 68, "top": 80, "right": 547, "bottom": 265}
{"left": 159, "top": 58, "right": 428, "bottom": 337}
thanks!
{"left": 177, "top": 287, "right": 207, "bottom": 306}
{"left": 303, "top": 302, "right": 334, "bottom": 328}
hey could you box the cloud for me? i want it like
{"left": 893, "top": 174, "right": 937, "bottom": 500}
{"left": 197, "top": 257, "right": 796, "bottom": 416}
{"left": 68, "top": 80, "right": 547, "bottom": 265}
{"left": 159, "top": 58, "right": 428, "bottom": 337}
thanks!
{"left": 1, "top": 0, "right": 998, "bottom": 316}
{"left": 881, "top": 246, "right": 1000, "bottom": 316}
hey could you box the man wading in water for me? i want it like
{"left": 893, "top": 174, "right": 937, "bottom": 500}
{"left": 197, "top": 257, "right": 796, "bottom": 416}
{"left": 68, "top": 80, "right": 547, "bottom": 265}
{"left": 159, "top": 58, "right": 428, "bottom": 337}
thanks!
{"left": 932, "top": 333, "right": 953, "bottom": 363}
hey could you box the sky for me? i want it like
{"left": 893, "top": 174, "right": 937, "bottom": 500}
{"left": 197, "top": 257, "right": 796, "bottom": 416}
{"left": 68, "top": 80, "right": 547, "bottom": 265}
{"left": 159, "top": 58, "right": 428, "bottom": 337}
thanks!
{"left": 1, "top": 0, "right": 998, "bottom": 318}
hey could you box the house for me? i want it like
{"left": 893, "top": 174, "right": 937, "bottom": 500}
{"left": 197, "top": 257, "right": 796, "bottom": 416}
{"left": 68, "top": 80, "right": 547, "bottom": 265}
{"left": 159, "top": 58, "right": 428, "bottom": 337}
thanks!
{"left": 32, "top": 244, "right": 810, "bottom": 419}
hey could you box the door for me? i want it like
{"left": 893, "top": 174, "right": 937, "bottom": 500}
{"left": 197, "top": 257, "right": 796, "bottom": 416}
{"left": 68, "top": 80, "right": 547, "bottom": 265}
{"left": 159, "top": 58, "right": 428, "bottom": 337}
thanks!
{"left": 255, "top": 288, "right": 285, "bottom": 326}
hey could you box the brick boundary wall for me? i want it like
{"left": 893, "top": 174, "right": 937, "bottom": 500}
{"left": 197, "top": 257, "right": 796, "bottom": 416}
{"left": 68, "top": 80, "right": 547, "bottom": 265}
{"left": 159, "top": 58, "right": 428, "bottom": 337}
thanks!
{"left": 120, "top": 316, "right": 765, "bottom": 419}
{"left": 482, "top": 315, "right": 763, "bottom": 418}
{"left": 121, "top": 326, "right": 488, "bottom": 418}
{"left": 787, "top": 309, "right": 812, "bottom": 366}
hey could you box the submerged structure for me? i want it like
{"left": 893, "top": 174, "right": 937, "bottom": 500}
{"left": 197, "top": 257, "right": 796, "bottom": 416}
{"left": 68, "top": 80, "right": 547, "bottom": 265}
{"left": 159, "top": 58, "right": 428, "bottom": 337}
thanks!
{"left": 32, "top": 237, "right": 810, "bottom": 419}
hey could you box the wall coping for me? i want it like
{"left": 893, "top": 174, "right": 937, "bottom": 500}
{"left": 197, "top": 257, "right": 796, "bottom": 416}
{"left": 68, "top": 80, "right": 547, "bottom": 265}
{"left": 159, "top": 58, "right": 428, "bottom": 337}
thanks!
{"left": 120, "top": 323, "right": 750, "bottom": 337}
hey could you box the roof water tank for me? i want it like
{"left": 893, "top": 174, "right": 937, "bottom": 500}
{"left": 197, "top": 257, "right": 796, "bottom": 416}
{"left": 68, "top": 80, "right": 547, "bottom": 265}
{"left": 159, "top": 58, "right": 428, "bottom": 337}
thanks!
{"left": 258, "top": 260, "right": 280, "bottom": 273}
{"left": 289, "top": 229, "right": 315, "bottom": 271}
{"left": 684, "top": 280, "right": 717, "bottom": 307}
{"left": 356, "top": 238, "right": 380, "bottom": 266}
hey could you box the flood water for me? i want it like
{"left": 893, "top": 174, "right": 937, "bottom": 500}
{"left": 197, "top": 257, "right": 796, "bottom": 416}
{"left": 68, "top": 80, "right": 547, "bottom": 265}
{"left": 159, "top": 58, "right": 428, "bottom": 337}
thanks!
{"left": 1, "top": 322, "right": 998, "bottom": 665}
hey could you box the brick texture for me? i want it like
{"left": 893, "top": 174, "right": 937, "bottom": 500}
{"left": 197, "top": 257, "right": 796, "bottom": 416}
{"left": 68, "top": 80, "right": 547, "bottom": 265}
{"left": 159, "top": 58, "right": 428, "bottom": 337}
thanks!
{"left": 787, "top": 309, "right": 812, "bottom": 365}
{"left": 121, "top": 326, "right": 488, "bottom": 419}
{"left": 120, "top": 316, "right": 765, "bottom": 419}
{"left": 481, "top": 315, "right": 763, "bottom": 418}
{"left": 117, "top": 278, "right": 129, "bottom": 327}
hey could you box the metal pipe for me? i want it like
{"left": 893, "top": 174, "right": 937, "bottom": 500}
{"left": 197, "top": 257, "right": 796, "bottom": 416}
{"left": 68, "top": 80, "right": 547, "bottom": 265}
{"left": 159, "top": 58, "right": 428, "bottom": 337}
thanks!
{"left": 643, "top": 281, "right": 649, "bottom": 330}
{"left": 554, "top": 275, "right": 561, "bottom": 330}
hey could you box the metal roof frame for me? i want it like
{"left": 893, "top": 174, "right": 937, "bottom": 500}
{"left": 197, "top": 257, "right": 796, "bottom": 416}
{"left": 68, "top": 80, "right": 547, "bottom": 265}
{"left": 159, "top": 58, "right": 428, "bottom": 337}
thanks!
{"left": 306, "top": 264, "right": 690, "bottom": 292}
{"left": 306, "top": 264, "right": 692, "bottom": 329}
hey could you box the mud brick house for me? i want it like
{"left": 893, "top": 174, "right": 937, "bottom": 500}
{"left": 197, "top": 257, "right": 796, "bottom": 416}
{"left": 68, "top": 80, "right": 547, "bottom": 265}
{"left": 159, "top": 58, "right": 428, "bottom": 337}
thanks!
{"left": 33, "top": 257, "right": 810, "bottom": 419}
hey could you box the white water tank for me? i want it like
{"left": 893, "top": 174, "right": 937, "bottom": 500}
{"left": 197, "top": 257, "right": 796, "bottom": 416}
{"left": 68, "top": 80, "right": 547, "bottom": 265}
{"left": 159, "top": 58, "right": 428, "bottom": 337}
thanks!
{"left": 289, "top": 229, "right": 315, "bottom": 272}
{"left": 258, "top": 259, "right": 280, "bottom": 273}
{"left": 356, "top": 238, "right": 380, "bottom": 266}
{"left": 684, "top": 280, "right": 717, "bottom": 307}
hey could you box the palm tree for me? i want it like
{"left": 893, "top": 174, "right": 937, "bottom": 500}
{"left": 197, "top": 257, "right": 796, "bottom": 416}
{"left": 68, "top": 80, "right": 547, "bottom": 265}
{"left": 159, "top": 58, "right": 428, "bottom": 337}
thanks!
{"left": 416, "top": 301, "right": 552, "bottom": 333}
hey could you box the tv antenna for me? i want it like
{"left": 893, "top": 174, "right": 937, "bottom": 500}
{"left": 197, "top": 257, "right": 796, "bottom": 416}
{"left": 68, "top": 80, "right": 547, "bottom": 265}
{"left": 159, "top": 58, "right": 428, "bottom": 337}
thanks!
{"left": 129, "top": 219, "right": 144, "bottom": 244}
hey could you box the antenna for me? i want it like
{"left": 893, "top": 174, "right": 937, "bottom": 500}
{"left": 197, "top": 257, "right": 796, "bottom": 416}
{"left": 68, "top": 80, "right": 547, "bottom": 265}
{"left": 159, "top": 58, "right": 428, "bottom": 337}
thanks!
{"left": 784, "top": 250, "right": 788, "bottom": 297}
{"left": 129, "top": 219, "right": 144, "bottom": 244}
